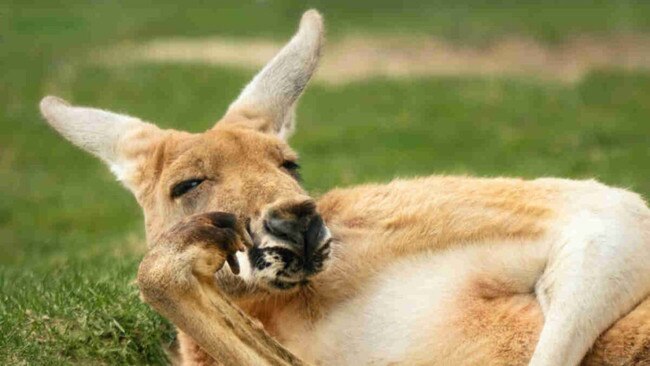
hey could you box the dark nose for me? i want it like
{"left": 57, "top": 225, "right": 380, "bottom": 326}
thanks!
{"left": 263, "top": 200, "right": 326, "bottom": 266}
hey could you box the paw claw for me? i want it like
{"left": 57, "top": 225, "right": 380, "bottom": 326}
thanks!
{"left": 226, "top": 253, "right": 240, "bottom": 275}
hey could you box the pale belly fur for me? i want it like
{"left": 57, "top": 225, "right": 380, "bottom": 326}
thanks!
{"left": 279, "top": 241, "right": 549, "bottom": 365}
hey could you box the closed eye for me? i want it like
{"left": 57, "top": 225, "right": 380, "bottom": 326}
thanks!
{"left": 171, "top": 178, "right": 205, "bottom": 198}
{"left": 281, "top": 160, "right": 301, "bottom": 181}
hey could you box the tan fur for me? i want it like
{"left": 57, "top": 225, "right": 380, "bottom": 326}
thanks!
{"left": 319, "top": 181, "right": 650, "bottom": 366}
{"left": 40, "top": 10, "right": 650, "bottom": 366}
{"left": 401, "top": 274, "right": 650, "bottom": 365}
{"left": 134, "top": 137, "right": 650, "bottom": 365}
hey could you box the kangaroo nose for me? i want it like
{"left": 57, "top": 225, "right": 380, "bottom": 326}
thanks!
{"left": 263, "top": 215, "right": 305, "bottom": 247}
{"left": 302, "top": 214, "right": 325, "bottom": 273}
{"left": 263, "top": 200, "right": 325, "bottom": 261}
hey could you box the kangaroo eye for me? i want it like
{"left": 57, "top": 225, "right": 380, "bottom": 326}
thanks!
{"left": 281, "top": 160, "right": 301, "bottom": 180}
{"left": 171, "top": 179, "right": 205, "bottom": 198}
{"left": 281, "top": 160, "right": 300, "bottom": 171}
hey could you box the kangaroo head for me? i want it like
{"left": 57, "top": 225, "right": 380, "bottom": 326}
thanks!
{"left": 39, "top": 10, "right": 331, "bottom": 292}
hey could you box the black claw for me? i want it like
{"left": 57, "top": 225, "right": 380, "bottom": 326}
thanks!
{"left": 226, "top": 253, "right": 240, "bottom": 275}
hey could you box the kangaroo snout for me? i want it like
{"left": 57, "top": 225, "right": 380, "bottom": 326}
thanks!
{"left": 247, "top": 198, "right": 331, "bottom": 290}
{"left": 263, "top": 199, "right": 328, "bottom": 264}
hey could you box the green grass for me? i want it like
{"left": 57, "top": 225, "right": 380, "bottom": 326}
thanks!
{"left": 2, "top": 1, "right": 650, "bottom": 364}
{"left": 1, "top": 259, "right": 173, "bottom": 365}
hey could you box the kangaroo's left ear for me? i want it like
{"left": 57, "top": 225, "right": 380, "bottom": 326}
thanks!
{"left": 217, "top": 10, "right": 324, "bottom": 140}
{"left": 39, "top": 96, "right": 163, "bottom": 190}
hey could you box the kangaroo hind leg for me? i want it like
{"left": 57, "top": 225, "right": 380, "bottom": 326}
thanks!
{"left": 531, "top": 204, "right": 650, "bottom": 366}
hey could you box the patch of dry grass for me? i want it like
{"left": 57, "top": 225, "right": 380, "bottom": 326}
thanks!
{"left": 99, "top": 33, "right": 650, "bottom": 84}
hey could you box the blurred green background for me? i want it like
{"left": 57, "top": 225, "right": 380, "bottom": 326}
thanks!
{"left": 2, "top": 1, "right": 650, "bottom": 364}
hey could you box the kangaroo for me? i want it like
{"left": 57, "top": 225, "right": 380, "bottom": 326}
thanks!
{"left": 40, "top": 10, "right": 650, "bottom": 366}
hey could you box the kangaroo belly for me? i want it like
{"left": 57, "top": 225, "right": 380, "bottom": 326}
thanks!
{"left": 281, "top": 241, "right": 650, "bottom": 365}
{"left": 280, "top": 242, "right": 544, "bottom": 365}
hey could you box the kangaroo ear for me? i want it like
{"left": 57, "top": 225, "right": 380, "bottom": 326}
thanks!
{"left": 218, "top": 10, "right": 324, "bottom": 140}
{"left": 39, "top": 96, "right": 162, "bottom": 189}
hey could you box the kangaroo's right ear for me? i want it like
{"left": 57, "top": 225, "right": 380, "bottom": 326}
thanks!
{"left": 39, "top": 96, "right": 163, "bottom": 190}
{"left": 218, "top": 10, "right": 324, "bottom": 140}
